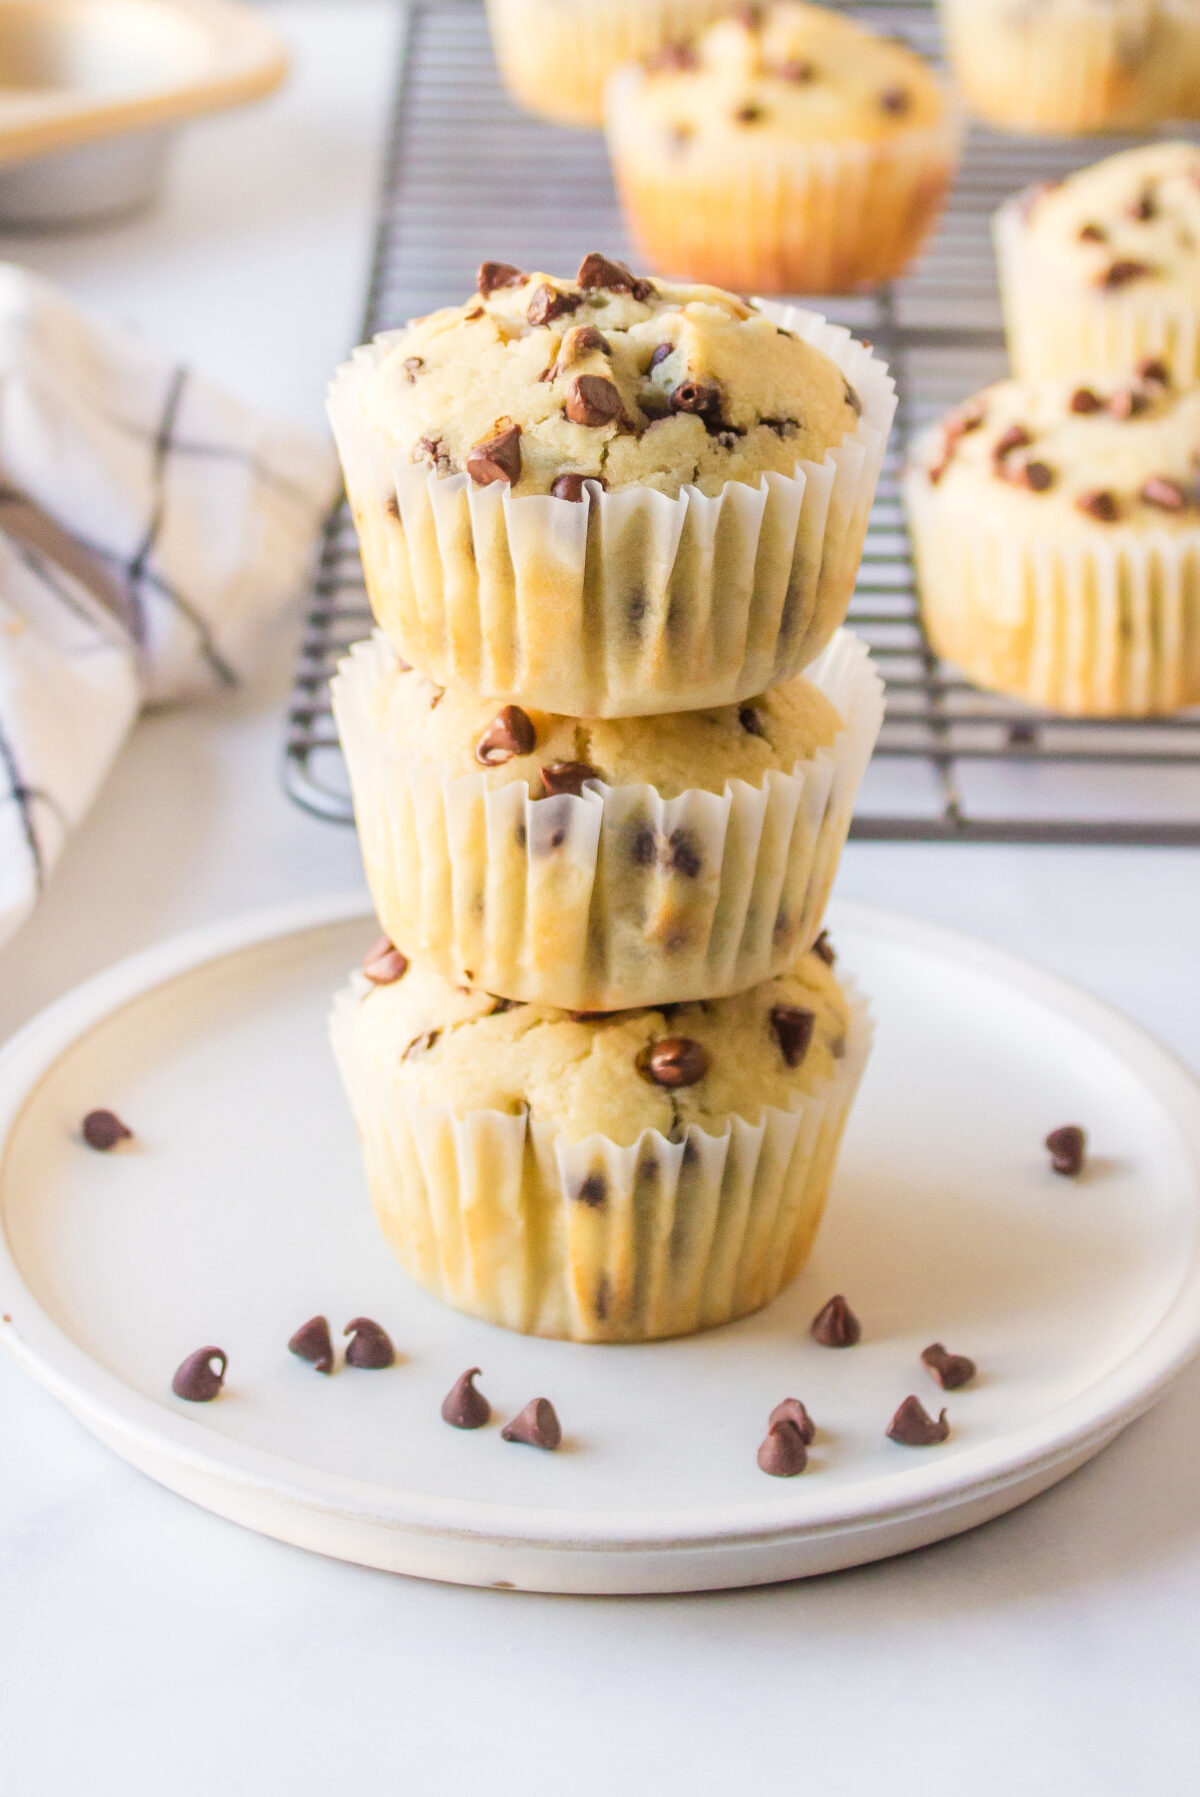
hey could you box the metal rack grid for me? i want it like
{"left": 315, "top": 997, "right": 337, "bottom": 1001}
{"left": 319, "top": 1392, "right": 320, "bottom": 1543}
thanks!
{"left": 284, "top": 0, "right": 1200, "bottom": 843}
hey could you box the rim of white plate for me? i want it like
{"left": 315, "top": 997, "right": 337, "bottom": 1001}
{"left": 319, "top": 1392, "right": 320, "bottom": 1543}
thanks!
{"left": 2, "top": 890, "right": 1200, "bottom": 1556}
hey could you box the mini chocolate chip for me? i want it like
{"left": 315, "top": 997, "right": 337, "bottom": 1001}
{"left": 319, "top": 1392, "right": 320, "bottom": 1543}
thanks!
{"left": 1046, "top": 1124, "right": 1086, "bottom": 1177}
{"left": 550, "top": 473, "right": 588, "bottom": 502}
{"left": 442, "top": 1367, "right": 491, "bottom": 1429}
{"left": 768, "top": 1397, "right": 816, "bottom": 1444}
{"left": 813, "top": 930, "right": 835, "bottom": 966}
{"left": 993, "top": 424, "right": 1031, "bottom": 460}
{"left": 415, "top": 435, "right": 448, "bottom": 473}
{"left": 1019, "top": 460, "right": 1054, "bottom": 492}
{"left": 540, "top": 761, "right": 599, "bottom": 797}
{"left": 1138, "top": 357, "right": 1170, "bottom": 386}
{"left": 921, "top": 1342, "right": 977, "bottom": 1391}
{"left": 669, "top": 379, "right": 723, "bottom": 425}
{"left": 476, "top": 705, "right": 537, "bottom": 765}
{"left": 887, "top": 1396, "right": 949, "bottom": 1446}
{"left": 734, "top": 103, "right": 766, "bottom": 124}
{"left": 770, "top": 1006, "right": 816, "bottom": 1068}
{"left": 1070, "top": 387, "right": 1102, "bottom": 414}
{"left": 640, "top": 1037, "right": 709, "bottom": 1089}
{"left": 403, "top": 1029, "right": 441, "bottom": 1061}
{"left": 386, "top": 493, "right": 400, "bottom": 519}
{"left": 478, "top": 260, "right": 524, "bottom": 295}
{"left": 403, "top": 355, "right": 423, "bottom": 382}
{"left": 1101, "top": 259, "right": 1152, "bottom": 289}
{"left": 501, "top": 1397, "right": 562, "bottom": 1450}
{"left": 739, "top": 704, "right": 766, "bottom": 736}
{"left": 880, "top": 87, "right": 910, "bottom": 113}
{"left": 343, "top": 1317, "right": 395, "bottom": 1368}
{"left": 566, "top": 374, "right": 623, "bottom": 428}
{"left": 1078, "top": 222, "right": 1106, "bottom": 243}
{"left": 288, "top": 1315, "right": 334, "bottom": 1374}
{"left": 648, "top": 341, "right": 674, "bottom": 373}
{"left": 757, "top": 1419, "right": 808, "bottom": 1477}
{"left": 1141, "top": 476, "right": 1187, "bottom": 511}
{"left": 489, "top": 995, "right": 520, "bottom": 1014}
{"left": 762, "top": 417, "right": 798, "bottom": 438}
{"left": 172, "top": 1346, "right": 226, "bottom": 1402}
{"left": 780, "top": 57, "right": 816, "bottom": 81}
{"left": 577, "top": 1172, "right": 607, "bottom": 1207}
{"left": 810, "top": 1293, "right": 861, "bottom": 1348}
{"left": 576, "top": 252, "right": 653, "bottom": 300}
{"left": 1131, "top": 189, "right": 1157, "bottom": 222}
{"left": 648, "top": 41, "right": 698, "bottom": 72}
{"left": 362, "top": 935, "right": 408, "bottom": 984}
{"left": 82, "top": 1109, "right": 132, "bottom": 1151}
{"left": 466, "top": 423, "right": 522, "bottom": 487}
{"left": 666, "top": 828, "right": 702, "bottom": 877}
{"left": 1075, "top": 490, "right": 1120, "bottom": 522}
{"left": 1109, "top": 387, "right": 1148, "bottom": 420}
{"left": 734, "top": 3, "right": 762, "bottom": 25}
{"left": 527, "top": 283, "right": 583, "bottom": 326}
{"left": 464, "top": 306, "right": 484, "bottom": 322}
{"left": 630, "top": 825, "right": 657, "bottom": 867}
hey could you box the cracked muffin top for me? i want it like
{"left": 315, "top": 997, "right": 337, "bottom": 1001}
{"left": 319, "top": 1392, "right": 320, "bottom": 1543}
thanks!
{"left": 347, "top": 942, "right": 850, "bottom": 1146}
{"left": 358, "top": 251, "right": 862, "bottom": 500}
{"left": 625, "top": 1, "right": 946, "bottom": 149}
{"left": 1013, "top": 143, "right": 1200, "bottom": 304}
{"left": 367, "top": 644, "right": 842, "bottom": 795}
{"left": 914, "top": 363, "right": 1200, "bottom": 531}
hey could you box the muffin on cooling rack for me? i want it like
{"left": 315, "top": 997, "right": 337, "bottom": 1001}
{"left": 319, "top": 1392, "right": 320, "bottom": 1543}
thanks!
{"left": 328, "top": 254, "right": 894, "bottom": 717}
{"left": 604, "top": 2, "right": 958, "bottom": 295}
{"left": 332, "top": 941, "right": 870, "bottom": 1342}
{"left": 996, "top": 144, "right": 1200, "bottom": 385}
{"left": 483, "top": 0, "right": 732, "bottom": 128}
{"left": 905, "top": 365, "right": 1200, "bottom": 716}
{"left": 938, "top": 0, "right": 1200, "bottom": 136}
{"left": 333, "top": 628, "right": 881, "bottom": 1012}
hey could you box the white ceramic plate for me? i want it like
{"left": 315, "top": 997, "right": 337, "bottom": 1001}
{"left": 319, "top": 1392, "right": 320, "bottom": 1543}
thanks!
{"left": 2, "top": 894, "right": 1200, "bottom": 1595}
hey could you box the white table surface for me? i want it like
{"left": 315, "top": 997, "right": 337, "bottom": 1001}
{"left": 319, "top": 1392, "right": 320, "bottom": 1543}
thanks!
{"left": 2, "top": 6, "right": 1200, "bottom": 1792}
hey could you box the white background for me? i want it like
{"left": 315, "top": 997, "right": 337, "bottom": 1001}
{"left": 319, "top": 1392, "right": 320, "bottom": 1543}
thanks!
{"left": 1, "top": 5, "right": 1199, "bottom": 1792}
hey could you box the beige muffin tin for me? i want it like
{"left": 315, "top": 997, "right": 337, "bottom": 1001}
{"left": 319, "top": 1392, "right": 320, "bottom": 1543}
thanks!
{"left": 0, "top": 0, "right": 287, "bottom": 225}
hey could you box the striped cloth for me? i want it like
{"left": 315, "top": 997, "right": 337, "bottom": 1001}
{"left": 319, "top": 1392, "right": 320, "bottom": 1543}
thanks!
{"left": 0, "top": 264, "right": 335, "bottom": 951}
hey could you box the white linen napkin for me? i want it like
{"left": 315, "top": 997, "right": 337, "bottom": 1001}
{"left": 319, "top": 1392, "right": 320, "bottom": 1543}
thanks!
{"left": 0, "top": 263, "right": 336, "bottom": 951}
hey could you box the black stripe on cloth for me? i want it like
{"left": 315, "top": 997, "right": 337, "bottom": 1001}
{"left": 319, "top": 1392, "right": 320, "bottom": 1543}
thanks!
{"left": 0, "top": 709, "right": 46, "bottom": 893}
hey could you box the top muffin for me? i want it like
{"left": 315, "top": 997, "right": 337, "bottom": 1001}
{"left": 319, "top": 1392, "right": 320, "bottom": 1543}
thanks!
{"left": 359, "top": 252, "right": 862, "bottom": 500}
{"left": 1015, "top": 144, "right": 1200, "bottom": 303}
{"left": 626, "top": 3, "right": 945, "bottom": 149}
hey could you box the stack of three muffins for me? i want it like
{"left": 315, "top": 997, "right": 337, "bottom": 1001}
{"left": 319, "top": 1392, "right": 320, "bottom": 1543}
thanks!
{"left": 326, "top": 254, "right": 894, "bottom": 1343}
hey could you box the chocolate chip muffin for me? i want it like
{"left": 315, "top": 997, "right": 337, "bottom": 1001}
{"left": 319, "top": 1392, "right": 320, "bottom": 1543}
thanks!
{"left": 996, "top": 144, "right": 1200, "bottom": 384}
{"left": 331, "top": 940, "right": 870, "bottom": 1341}
{"left": 906, "top": 366, "right": 1200, "bottom": 713}
{"left": 604, "top": 2, "right": 957, "bottom": 294}
{"left": 939, "top": 0, "right": 1200, "bottom": 136}
{"left": 328, "top": 254, "right": 894, "bottom": 716}
{"left": 333, "top": 628, "right": 882, "bottom": 1011}
{"left": 484, "top": 0, "right": 733, "bottom": 128}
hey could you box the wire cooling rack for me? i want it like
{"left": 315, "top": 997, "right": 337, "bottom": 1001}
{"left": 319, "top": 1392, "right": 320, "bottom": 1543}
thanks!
{"left": 284, "top": 0, "right": 1200, "bottom": 843}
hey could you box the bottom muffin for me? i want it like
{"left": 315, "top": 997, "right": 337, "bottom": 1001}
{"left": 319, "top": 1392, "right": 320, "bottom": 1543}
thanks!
{"left": 331, "top": 943, "right": 870, "bottom": 1343}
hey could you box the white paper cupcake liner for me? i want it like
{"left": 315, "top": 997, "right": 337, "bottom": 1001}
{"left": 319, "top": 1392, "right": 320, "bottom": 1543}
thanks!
{"left": 939, "top": 0, "right": 1198, "bottom": 135}
{"left": 329, "top": 301, "right": 895, "bottom": 717}
{"left": 906, "top": 439, "right": 1200, "bottom": 715}
{"left": 330, "top": 977, "right": 872, "bottom": 1343}
{"left": 995, "top": 198, "right": 1200, "bottom": 385}
{"left": 605, "top": 65, "right": 960, "bottom": 297}
{"left": 333, "top": 628, "right": 882, "bottom": 1011}
{"left": 483, "top": 0, "right": 733, "bottom": 128}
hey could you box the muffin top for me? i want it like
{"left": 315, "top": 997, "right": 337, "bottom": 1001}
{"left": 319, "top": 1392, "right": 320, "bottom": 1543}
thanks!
{"left": 361, "top": 251, "right": 862, "bottom": 499}
{"left": 349, "top": 942, "right": 850, "bottom": 1147}
{"left": 368, "top": 646, "right": 841, "bottom": 797}
{"left": 1014, "top": 143, "right": 1200, "bottom": 302}
{"left": 623, "top": 2, "right": 945, "bottom": 149}
{"left": 915, "top": 365, "right": 1200, "bottom": 531}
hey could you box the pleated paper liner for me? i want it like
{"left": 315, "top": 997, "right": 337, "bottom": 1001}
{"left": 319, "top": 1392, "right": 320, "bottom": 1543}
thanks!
{"left": 905, "top": 439, "right": 1200, "bottom": 716}
{"left": 604, "top": 65, "right": 959, "bottom": 296}
{"left": 333, "top": 628, "right": 882, "bottom": 1011}
{"left": 328, "top": 301, "right": 895, "bottom": 718}
{"left": 331, "top": 975, "right": 871, "bottom": 1344}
